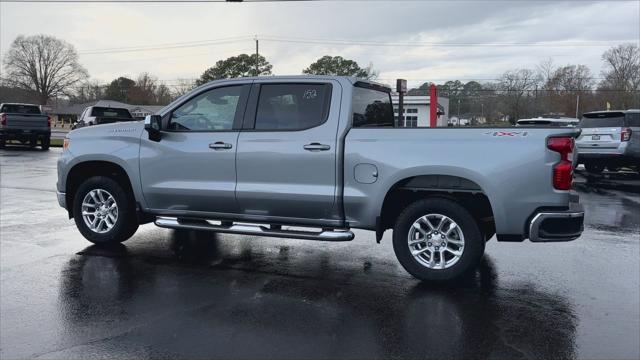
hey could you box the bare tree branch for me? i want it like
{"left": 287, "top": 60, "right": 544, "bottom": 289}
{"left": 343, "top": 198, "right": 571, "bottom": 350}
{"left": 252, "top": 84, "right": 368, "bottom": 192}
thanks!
{"left": 3, "top": 34, "right": 88, "bottom": 104}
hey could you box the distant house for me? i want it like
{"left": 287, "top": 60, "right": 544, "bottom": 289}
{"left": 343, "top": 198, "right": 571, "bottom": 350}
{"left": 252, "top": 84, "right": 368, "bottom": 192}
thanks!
{"left": 390, "top": 95, "right": 450, "bottom": 127}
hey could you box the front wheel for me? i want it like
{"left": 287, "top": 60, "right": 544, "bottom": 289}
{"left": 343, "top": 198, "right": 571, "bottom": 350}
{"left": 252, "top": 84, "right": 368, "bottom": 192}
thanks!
{"left": 73, "top": 176, "right": 138, "bottom": 244}
{"left": 393, "top": 198, "right": 485, "bottom": 282}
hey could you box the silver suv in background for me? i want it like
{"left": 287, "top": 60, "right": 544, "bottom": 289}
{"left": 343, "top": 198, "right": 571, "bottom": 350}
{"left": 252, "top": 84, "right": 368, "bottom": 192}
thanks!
{"left": 576, "top": 110, "right": 640, "bottom": 173}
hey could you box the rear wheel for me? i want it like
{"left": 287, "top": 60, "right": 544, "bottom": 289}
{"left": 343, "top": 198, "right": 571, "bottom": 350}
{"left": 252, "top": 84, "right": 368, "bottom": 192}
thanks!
{"left": 393, "top": 198, "right": 484, "bottom": 282}
{"left": 0, "top": 136, "right": 5, "bottom": 149}
{"left": 73, "top": 176, "right": 138, "bottom": 244}
{"left": 41, "top": 137, "right": 50, "bottom": 150}
{"left": 29, "top": 137, "right": 37, "bottom": 148}
{"left": 585, "top": 162, "right": 604, "bottom": 174}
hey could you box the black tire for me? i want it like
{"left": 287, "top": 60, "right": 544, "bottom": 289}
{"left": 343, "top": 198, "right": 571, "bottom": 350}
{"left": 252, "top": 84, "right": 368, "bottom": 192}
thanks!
{"left": 392, "top": 198, "right": 485, "bottom": 282}
{"left": 585, "top": 162, "right": 604, "bottom": 174}
{"left": 73, "top": 176, "right": 138, "bottom": 245}
{"left": 41, "top": 137, "right": 50, "bottom": 150}
{"left": 29, "top": 136, "right": 37, "bottom": 148}
{"left": 0, "top": 137, "right": 5, "bottom": 149}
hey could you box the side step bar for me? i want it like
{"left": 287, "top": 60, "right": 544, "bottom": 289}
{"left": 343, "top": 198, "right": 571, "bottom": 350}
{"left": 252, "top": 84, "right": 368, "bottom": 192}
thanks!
{"left": 155, "top": 217, "right": 355, "bottom": 242}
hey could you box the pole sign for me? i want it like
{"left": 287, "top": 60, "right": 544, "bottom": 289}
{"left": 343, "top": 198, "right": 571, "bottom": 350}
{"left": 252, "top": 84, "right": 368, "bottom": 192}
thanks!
{"left": 429, "top": 84, "right": 438, "bottom": 128}
{"left": 396, "top": 79, "right": 407, "bottom": 93}
{"left": 396, "top": 79, "right": 407, "bottom": 127}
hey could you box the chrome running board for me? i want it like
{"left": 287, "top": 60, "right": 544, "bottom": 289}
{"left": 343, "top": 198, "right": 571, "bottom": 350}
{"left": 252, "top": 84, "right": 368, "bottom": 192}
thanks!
{"left": 155, "top": 217, "right": 354, "bottom": 242}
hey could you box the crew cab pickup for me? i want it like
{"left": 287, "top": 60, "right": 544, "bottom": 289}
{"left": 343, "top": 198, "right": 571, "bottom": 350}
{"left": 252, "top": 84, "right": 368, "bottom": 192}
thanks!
{"left": 57, "top": 76, "right": 584, "bottom": 281}
{"left": 0, "top": 103, "right": 51, "bottom": 150}
{"left": 75, "top": 105, "right": 134, "bottom": 128}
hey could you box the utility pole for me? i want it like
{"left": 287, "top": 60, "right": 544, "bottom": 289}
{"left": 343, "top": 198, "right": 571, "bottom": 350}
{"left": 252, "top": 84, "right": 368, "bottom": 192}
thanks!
{"left": 575, "top": 94, "right": 580, "bottom": 118}
{"left": 254, "top": 35, "right": 259, "bottom": 77}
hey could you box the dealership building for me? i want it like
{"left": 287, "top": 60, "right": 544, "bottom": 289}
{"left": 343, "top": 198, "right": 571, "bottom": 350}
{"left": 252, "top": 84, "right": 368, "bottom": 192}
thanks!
{"left": 391, "top": 95, "right": 449, "bottom": 127}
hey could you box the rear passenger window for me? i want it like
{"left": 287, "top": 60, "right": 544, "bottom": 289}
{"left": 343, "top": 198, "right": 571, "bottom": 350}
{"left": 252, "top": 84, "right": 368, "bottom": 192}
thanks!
{"left": 627, "top": 113, "right": 640, "bottom": 127}
{"left": 255, "top": 84, "right": 331, "bottom": 130}
{"left": 352, "top": 87, "right": 394, "bottom": 127}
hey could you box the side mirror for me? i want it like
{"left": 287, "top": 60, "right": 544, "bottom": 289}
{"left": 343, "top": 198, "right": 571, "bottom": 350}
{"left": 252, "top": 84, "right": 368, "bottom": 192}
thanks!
{"left": 144, "top": 115, "right": 162, "bottom": 141}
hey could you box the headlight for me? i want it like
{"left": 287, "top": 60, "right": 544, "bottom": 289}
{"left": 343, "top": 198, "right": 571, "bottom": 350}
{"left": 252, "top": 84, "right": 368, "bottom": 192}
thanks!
{"left": 63, "top": 138, "right": 70, "bottom": 150}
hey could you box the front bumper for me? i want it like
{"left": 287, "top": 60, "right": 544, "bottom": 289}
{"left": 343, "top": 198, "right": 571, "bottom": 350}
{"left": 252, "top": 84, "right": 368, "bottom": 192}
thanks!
{"left": 528, "top": 201, "right": 584, "bottom": 242}
{"left": 56, "top": 191, "right": 66, "bottom": 209}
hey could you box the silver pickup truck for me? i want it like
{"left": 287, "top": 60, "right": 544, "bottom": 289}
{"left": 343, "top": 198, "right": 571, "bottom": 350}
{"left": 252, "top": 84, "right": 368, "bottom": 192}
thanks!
{"left": 0, "top": 103, "right": 51, "bottom": 150}
{"left": 56, "top": 76, "right": 584, "bottom": 281}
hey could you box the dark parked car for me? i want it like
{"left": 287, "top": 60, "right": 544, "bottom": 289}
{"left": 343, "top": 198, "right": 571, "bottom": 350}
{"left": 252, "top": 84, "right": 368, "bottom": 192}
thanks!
{"left": 0, "top": 103, "right": 51, "bottom": 150}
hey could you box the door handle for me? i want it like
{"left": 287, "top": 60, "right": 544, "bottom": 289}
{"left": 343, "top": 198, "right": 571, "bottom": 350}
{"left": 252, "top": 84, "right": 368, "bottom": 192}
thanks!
{"left": 209, "top": 141, "right": 232, "bottom": 150}
{"left": 303, "top": 143, "right": 331, "bottom": 151}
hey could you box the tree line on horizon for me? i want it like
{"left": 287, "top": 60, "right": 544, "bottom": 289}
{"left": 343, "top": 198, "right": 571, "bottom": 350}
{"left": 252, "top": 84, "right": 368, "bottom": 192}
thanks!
{"left": 1, "top": 34, "right": 638, "bottom": 123}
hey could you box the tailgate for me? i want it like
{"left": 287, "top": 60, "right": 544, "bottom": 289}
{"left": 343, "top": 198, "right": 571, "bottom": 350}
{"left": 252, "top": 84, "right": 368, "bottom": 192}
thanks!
{"left": 576, "top": 127, "right": 621, "bottom": 149}
{"left": 4, "top": 114, "right": 49, "bottom": 130}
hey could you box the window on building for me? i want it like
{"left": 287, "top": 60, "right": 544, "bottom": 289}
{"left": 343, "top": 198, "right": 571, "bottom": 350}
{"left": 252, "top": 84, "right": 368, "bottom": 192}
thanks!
{"left": 255, "top": 83, "right": 331, "bottom": 130}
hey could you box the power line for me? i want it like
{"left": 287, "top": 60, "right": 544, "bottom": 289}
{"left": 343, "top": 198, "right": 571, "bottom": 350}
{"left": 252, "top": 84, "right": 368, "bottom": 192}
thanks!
{"left": 260, "top": 35, "right": 628, "bottom": 48}
{"left": 79, "top": 36, "right": 253, "bottom": 54}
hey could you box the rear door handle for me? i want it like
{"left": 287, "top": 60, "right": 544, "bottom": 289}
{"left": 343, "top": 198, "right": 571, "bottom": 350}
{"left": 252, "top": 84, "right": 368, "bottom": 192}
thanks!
{"left": 303, "top": 143, "right": 331, "bottom": 151}
{"left": 209, "top": 141, "right": 232, "bottom": 150}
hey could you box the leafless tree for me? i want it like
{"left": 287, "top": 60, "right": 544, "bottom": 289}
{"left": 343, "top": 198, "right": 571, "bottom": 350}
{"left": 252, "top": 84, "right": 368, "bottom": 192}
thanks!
{"left": 172, "top": 78, "right": 197, "bottom": 98}
{"left": 129, "top": 72, "right": 158, "bottom": 105}
{"left": 155, "top": 83, "right": 173, "bottom": 105}
{"left": 545, "top": 64, "right": 595, "bottom": 116}
{"left": 71, "top": 80, "right": 104, "bottom": 104}
{"left": 3, "top": 35, "right": 88, "bottom": 105}
{"left": 498, "top": 68, "right": 541, "bottom": 122}
{"left": 598, "top": 43, "right": 640, "bottom": 109}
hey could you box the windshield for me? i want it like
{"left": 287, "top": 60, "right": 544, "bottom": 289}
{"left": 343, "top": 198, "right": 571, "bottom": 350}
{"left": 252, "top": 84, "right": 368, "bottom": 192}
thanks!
{"left": 90, "top": 107, "right": 132, "bottom": 118}
{"left": 580, "top": 113, "right": 625, "bottom": 128}
{"left": 0, "top": 104, "right": 41, "bottom": 114}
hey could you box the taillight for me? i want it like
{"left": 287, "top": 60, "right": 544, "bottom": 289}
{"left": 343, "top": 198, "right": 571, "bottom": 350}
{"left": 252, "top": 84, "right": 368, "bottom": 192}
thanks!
{"left": 547, "top": 137, "right": 574, "bottom": 190}
{"left": 47, "top": 116, "right": 52, "bottom": 128}
{"left": 0, "top": 114, "right": 6, "bottom": 126}
{"left": 621, "top": 127, "right": 631, "bottom": 141}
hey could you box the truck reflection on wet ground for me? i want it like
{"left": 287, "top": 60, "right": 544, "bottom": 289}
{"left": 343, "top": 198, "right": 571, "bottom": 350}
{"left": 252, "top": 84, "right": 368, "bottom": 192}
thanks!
{"left": 61, "top": 234, "right": 577, "bottom": 359}
{"left": 1, "top": 148, "right": 637, "bottom": 359}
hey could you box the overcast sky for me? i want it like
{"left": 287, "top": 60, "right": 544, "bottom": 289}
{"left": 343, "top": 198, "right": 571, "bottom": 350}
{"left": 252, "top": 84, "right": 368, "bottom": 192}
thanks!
{"left": 1, "top": 0, "right": 639, "bottom": 88}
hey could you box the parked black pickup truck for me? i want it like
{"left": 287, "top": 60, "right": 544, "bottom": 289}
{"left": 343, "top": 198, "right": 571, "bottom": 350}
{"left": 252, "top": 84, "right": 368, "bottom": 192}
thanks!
{"left": 0, "top": 103, "right": 51, "bottom": 150}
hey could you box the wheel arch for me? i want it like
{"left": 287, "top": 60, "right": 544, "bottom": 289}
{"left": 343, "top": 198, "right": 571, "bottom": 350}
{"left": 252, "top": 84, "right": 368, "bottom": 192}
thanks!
{"left": 65, "top": 160, "right": 136, "bottom": 218}
{"left": 377, "top": 171, "right": 500, "bottom": 242}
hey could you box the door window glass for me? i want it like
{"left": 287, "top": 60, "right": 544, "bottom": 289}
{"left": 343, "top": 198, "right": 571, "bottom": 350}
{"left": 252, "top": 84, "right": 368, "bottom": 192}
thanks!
{"left": 169, "top": 86, "right": 242, "bottom": 131}
{"left": 255, "top": 84, "right": 331, "bottom": 130}
{"left": 352, "top": 87, "right": 394, "bottom": 127}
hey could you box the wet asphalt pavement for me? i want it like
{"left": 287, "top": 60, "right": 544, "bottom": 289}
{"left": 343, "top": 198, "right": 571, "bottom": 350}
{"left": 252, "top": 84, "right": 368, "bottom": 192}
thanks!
{"left": 1, "top": 148, "right": 639, "bottom": 359}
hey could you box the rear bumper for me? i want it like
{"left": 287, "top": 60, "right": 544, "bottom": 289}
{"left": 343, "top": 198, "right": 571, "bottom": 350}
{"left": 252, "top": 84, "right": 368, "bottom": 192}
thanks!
{"left": 0, "top": 129, "right": 51, "bottom": 138}
{"left": 528, "top": 201, "right": 584, "bottom": 242}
